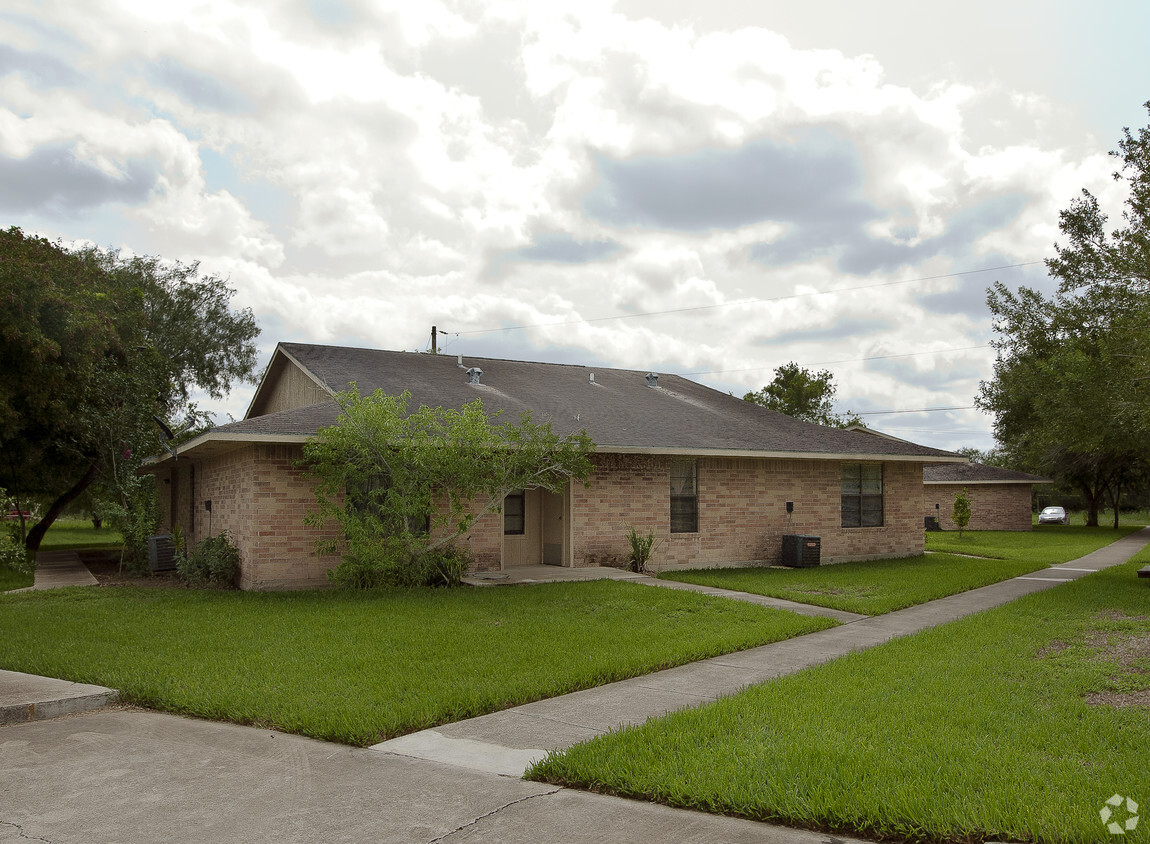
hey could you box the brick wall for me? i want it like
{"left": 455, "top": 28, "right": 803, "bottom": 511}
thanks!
{"left": 163, "top": 448, "right": 929, "bottom": 589}
{"left": 239, "top": 444, "right": 338, "bottom": 589}
{"left": 570, "top": 454, "right": 925, "bottom": 571}
{"left": 167, "top": 444, "right": 506, "bottom": 589}
{"left": 160, "top": 444, "right": 341, "bottom": 590}
{"left": 926, "top": 483, "right": 1034, "bottom": 531}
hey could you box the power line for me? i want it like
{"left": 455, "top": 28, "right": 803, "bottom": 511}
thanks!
{"left": 680, "top": 343, "right": 992, "bottom": 377}
{"left": 453, "top": 261, "right": 1043, "bottom": 337}
{"left": 857, "top": 405, "right": 977, "bottom": 416}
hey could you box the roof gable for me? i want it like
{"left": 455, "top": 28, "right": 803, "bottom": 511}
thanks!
{"left": 246, "top": 345, "right": 332, "bottom": 418}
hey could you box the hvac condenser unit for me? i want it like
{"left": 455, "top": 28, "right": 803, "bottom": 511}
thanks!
{"left": 148, "top": 534, "right": 178, "bottom": 572}
{"left": 781, "top": 534, "right": 821, "bottom": 568}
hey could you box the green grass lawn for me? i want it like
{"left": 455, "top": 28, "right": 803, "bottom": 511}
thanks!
{"left": 928, "top": 525, "right": 1140, "bottom": 563}
{"left": 36, "top": 517, "right": 124, "bottom": 550}
{"left": 0, "top": 560, "right": 32, "bottom": 591}
{"left": 1, "top": 517, "right": 123, "bottom": 591}
{"left": 1044, "top": 508, "right": 1150, "bottom": 528}
{"left": 0, "top": 580, "right": 834, "bottom": 746}
{"left": 531, "top": 549, "right": 1150, "bottom": 844}
{"left": 657, "top": 527, "right": 1136, "bottom": 615}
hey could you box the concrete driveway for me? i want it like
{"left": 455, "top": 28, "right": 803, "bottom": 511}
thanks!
{"left": 0, "top": 707, "right": 843, "bottom": 844}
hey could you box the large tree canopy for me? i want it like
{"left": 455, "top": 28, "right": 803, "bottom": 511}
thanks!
{"left": 977, "top": 103, "right": 1150, "bottom": 526}
{"left": 743, "top": 361, "right": 861, "bottom": 428}
{"left": 303, "top": 387, "right": 595, "bottom": 588}
{"left": 0, "top": 227, "right": 260, "bottom": 551}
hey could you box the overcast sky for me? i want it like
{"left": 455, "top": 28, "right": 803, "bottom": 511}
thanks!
{"left": 3, "top": 1, "right": 1148, "bottom": 451}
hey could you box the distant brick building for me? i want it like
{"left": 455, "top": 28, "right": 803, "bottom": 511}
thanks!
{"left": 923, "top": 463, "right": 1050, "bottom": 531}
{"left": 147, "top": 343, "right": 963, "bottom": 590}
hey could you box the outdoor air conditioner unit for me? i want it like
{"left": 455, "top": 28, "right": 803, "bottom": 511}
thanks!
{"left": 781, "top": 534, "right": 820, "bottom": 568}
{"left": 148, "top": 534, "right": 178, "bottom": 572}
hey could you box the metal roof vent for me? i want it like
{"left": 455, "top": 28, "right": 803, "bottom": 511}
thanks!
{"left": 645, "top": 372, "right": 659, "bottom": 388}
{"left": 466, "top": 367, "right": 484, "bottom": 385}
{"left": 589, "top": 373, "right": 596, "bottom": 384}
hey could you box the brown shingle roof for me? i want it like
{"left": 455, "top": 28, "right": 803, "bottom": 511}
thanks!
{"left": 218, "top": 342, "right": 956, "bottom": 460}
{"left": 923, "top": 462, "right": 1050, "bottom": 484}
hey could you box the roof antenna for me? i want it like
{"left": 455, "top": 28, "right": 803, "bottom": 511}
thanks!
{"left": 152, "top": 414, "right": 190, "bottom": 460}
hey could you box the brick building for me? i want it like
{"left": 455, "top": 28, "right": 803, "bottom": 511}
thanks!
{"left": 923, "top": 462, "right": 1050, "bottom": 531}
{"left": 147, "top": 343, "right": 964, "bottom": 590}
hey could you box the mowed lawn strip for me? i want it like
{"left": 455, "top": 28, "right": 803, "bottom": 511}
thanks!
{"left": 926, "top": 525, "right": 1139, "bottom": 563}
{"left": 2, "top": 518, "right": 123, "bottom": 591}
{"left": 0, "top": 579, "right": 834, "bottom": 746}
{"left": 658, "top": 526, "right": 1137, "bottom": 615}
{"left": 0, "top": 562, "right": 31, "bottom": 591}
{"left": 531, "top": 552, "right": 1150, "bottom": 844}
{"left": 35, "top": 518, "right": 124, "bottom": 551}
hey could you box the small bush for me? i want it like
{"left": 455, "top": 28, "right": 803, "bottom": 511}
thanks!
{"left": 1, "top": 526, "right": 33, "bottom": 577}
{"left": 952, "top": 487, "right": 972, "bottom": 538}
{"left": 327, "top": 539, "right": 471, "bottom": 589}
{"left": 0, "top": 488, "right": 34, "bottom": 577}
{"left": 178, "top": 531, "right": 241, "bottom": 587}
{"left": 418, "top": 545, "right": 471, "bottom": 588}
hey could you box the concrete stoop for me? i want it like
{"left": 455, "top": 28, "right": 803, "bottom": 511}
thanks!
{"left": 0, "top": 669, "right": 118, "bottom": 726}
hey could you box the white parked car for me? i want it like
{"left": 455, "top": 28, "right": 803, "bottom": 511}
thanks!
{"left": 1038, "top": 506, "right": 1069, "bottom": 525}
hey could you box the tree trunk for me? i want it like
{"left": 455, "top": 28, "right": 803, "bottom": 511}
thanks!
{"left": 1108, "top": 477, "right": 1123, "bottom": 530}
{"left": 24, "top": 462, "right": 101, "bottom": 552}
{"left": 1077, "top": 477, "right": 1108, "bottom": 527}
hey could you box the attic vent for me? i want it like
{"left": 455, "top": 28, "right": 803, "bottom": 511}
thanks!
{"left": 645, "top": 372, "right": 659, "bottom": 388}
{"left": 466, "top": 367, "right": 484, "bottom": 385}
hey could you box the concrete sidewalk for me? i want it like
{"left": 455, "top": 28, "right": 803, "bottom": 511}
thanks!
{"left": 2, "top": 528, "right": 1148, "bottom": 844}
{"left": 471, "top": 563, "right": 864, "bottom": 623}
{"left": 18, "top": 549, "right": 99, "bottom": 591}
{"left": 375, "top": 527, "right": 1150, "bottom": 776}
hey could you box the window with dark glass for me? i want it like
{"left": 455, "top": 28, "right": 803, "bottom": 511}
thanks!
{"left": 504, "top": 489, "right": 526, "bottom": 535}
{"left": 670, "top": 459, "right": 698, "bottom": 533}
{"left": 841, "top": 463, "right": 883, "bottom": 528}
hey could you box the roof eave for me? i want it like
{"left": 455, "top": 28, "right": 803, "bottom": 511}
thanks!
{"left": 144, "top": 433, "right": 966, "bottom": 469}
{"left": 594, "top": 445, "right": 966, "bottom": 462}
{"left": 141, "top": 431, "right": 313, "bottom": 471}
{"left": 925, "top": 478, "right": 1052, "bottom": 485}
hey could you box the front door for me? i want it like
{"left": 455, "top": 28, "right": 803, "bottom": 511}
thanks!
{"left": 500, "top": 487, "right": 568, "bottom": 567}
{"left": 540, "top": 488, "right": 564, "bottom": 566}
{"left": 502, "top": 488, "right": 541, "bottom": 566}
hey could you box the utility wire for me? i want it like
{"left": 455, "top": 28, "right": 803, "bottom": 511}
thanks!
{"left": 856, "top": 405, "right": 977, "bottom": 416}
{"left": 680, "top": 343, "right": 992, "bottom": 377}
{"left": 453, "top": 261, "right": 1043, "bottom": 337}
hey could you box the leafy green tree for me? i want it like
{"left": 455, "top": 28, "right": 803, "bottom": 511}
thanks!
{"left": 743, "top": 361, "right": 861, "bottom": 427}
{"left": 951, "top": 487, "right": 972, "bottom": 538}
{"left": 0, "top": 227, "right": 260, "bottom": 553}
{"left": 954, "top": 447, "right": 1009, "bottom": 468}
{"left": 977, "top": 104, "right": 1150, "bottom": 527}
{"left": 302, "top": 386, "right": 595, "bottom": 588}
